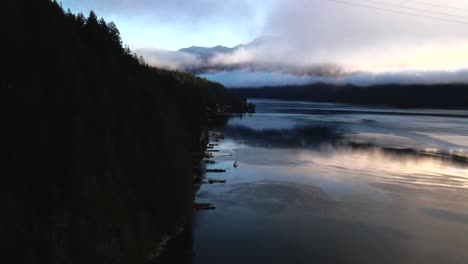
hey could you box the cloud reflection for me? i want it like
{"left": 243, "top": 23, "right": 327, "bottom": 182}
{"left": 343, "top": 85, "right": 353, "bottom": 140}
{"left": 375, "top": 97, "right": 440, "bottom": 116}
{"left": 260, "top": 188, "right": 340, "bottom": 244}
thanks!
{"left": 225, "top": 124, "right": 468, "bottom": 166}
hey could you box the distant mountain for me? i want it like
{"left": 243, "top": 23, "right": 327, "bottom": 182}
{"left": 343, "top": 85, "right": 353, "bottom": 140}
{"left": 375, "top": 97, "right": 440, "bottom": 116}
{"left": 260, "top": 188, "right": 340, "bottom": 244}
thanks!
{"left": 136, "top": 37, "right": 272, "bottom": 73}
{"left": 139, "top": 35, "right": 338, "bottom": 78}
{"left": 177, "top": 36, "right": 276, "bottom": 61}
{"left": 178, "top": 45, "right": 234, "bottom": 61}
{"left": 177, "top": 45, "right": 233, "bottom": 61}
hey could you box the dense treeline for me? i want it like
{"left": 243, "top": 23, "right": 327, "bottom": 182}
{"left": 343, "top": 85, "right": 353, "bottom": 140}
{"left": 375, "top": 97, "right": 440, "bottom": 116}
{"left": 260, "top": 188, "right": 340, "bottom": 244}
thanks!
{"left": 233, "top": 83, "right": 468, "bottom": 108}
{"left": 4, "top": 1, "right": 249, "bottom": 263}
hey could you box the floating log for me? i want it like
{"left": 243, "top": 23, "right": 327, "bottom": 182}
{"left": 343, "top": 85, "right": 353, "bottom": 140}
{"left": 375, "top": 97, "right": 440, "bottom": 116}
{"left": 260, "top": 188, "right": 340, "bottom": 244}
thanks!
{"left": 213, "top": 154, "right": 233, "bottom": 158}
{"left": 208, "top": 179, "right": 227, "bottom": 184}
{"left": 206, "top": 169, "right": 226, "bottom": 173}
{"left": 193, "top": 203, "right": 215, "bottom": 211}
{"left": 206, "top": 149, "right": 219, "bottom": 152}
{"left": 202, "top": 160, "right": 215, "bottom": 164}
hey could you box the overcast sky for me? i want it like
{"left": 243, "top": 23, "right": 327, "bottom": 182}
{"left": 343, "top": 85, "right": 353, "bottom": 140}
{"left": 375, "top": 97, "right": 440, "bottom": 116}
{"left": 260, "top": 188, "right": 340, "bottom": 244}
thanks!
{"left": 61, "top": 0, "right": 468, "bottom": 86}
{"left": 61, "top": 0, "right": 270, "bottom": 49}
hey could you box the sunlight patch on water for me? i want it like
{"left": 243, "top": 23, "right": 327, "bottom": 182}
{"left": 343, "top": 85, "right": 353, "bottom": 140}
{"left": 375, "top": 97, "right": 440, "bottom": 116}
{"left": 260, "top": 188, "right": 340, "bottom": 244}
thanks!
{"left": 295, "top": 147, "right": 468, "bottom": 191}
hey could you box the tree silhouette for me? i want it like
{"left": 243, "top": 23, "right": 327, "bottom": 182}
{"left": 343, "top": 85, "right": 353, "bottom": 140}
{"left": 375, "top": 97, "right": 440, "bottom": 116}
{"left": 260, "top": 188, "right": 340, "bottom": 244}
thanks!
{"left": 4, "top": 1, "right": 251, "bottom": 263}
{"left": 107, "top": 22, "right": 122, "bottom": 47}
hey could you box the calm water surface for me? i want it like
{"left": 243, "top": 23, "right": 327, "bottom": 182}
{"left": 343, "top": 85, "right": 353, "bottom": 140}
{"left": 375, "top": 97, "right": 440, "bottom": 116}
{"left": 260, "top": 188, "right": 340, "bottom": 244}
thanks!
{"left": 163, "top": 99, "right": 468, "bottom": 264}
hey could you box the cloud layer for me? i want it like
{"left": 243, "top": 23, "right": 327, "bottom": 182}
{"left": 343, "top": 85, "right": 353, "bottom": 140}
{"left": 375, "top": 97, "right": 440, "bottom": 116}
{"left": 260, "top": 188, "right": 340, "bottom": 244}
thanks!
{"left": 81, "top": 0, "right": 468, "bottom": 87}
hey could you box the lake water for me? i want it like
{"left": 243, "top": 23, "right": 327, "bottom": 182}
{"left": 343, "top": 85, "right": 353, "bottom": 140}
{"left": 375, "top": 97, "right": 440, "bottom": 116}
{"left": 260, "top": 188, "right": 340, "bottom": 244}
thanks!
{"left": 161, "top": 99, "right": 468, "bottom": 264}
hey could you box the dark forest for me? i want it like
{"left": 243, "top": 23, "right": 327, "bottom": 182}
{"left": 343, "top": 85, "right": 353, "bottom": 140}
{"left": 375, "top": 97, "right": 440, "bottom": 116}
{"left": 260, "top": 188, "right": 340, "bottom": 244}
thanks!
{"left": 233, "top": 83, "right": 468, "bottom": 108}
{"left": 4, "top": 1, "right": 251, "bottom": 263}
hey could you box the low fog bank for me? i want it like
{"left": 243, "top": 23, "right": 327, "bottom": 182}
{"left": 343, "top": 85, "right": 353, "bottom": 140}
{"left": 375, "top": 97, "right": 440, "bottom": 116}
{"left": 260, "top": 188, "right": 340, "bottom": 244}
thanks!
{"left": 136, "top": 35, "right": 468, "bottom": 87}
{"left": 201, "top": 68, "right": 468, "bottom": 88}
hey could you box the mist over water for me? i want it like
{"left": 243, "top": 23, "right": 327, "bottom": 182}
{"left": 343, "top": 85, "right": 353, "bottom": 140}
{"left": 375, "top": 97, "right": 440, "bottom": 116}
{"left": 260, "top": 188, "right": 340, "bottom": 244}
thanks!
{"left": 161, "top": 99, "right": 468, "bottom": 264}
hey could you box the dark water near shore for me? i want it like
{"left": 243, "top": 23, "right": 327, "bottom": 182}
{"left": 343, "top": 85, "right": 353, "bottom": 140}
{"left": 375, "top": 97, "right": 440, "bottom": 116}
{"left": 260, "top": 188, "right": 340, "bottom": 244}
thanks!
{"left": 160, "top": 99, "right": 468, "bottom": 264}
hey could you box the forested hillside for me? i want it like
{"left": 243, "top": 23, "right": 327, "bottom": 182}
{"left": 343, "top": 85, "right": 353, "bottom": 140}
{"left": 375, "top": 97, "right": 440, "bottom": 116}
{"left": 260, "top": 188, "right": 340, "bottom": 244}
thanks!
{"left": 4, "top": 1, "right": 250, "bottom": 263}
{"left": 233, "top": 83, "right": 468, "bottom": 108}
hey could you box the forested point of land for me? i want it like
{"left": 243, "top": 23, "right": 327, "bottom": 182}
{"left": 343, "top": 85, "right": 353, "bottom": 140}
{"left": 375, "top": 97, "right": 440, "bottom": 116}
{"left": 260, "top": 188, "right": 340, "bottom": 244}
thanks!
{"left": 4, "top": 1, "right": 251, "bottom": 263}
{"left": 232, "top": 83, "right": 468, "bottom": 108}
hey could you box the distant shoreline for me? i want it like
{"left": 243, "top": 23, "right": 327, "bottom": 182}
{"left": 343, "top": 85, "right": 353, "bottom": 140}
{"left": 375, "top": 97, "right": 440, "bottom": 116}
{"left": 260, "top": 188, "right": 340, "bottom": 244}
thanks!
{"left": 231, "top": 83, "right": 468, "bottom": 109}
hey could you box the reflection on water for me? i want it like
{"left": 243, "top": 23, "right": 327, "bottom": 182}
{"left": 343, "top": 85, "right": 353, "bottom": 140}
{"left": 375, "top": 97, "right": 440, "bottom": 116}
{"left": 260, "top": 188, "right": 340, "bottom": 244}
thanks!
{"left": 161, "top": 99, "right": 468, "bottom": 264}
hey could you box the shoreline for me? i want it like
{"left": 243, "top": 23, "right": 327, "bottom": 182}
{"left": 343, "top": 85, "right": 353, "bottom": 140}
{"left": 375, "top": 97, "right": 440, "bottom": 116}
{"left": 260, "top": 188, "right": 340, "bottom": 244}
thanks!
{"left": 151, "top": 111, "right": 240, "bottom": 262}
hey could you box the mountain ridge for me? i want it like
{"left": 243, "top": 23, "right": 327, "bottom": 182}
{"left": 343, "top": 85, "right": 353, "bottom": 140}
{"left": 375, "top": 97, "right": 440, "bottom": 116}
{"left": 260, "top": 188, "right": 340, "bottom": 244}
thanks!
{"left": 177, "top": 35, "right": 275, "bottom": 60}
